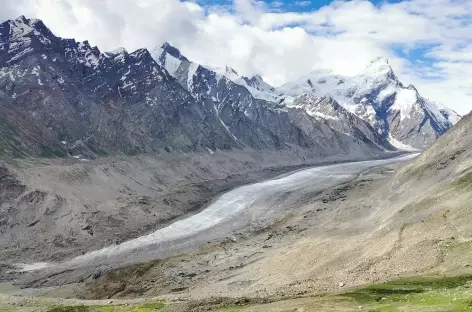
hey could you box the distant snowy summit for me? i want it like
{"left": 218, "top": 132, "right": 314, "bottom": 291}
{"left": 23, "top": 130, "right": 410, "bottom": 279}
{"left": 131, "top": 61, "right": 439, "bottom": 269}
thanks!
{"left": 152, "top": 44, "right": 277, "bottom": 102}
{"left": 153, "top": 42, "right": 460, "bottom": 150}
{"left": 272, "top": 57, "right": 460, "bottom": 149}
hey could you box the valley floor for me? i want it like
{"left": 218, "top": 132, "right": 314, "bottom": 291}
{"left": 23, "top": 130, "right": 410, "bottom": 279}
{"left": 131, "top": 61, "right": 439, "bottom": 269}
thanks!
{"left": 3, "top": 157, "right": 472, "bottom": 311}
{"left": 0, "top": 148, "right": 393, "bottom": 264}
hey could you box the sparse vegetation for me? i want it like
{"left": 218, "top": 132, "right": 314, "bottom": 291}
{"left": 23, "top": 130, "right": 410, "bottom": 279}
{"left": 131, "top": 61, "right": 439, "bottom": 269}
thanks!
{"left": 454, "top": 171, "right": 472, "bottom": 189}
{"left": 48, "top": 306, "right": 90, "bottom": 312}
{"left": 206, "top": 275, "right": 472, "bottom": 311}
{"left": 131, "top": 302, "right": 165, "bottom": 312}
{"left": 46, "top": 302, "right": 165, "bottom": 312}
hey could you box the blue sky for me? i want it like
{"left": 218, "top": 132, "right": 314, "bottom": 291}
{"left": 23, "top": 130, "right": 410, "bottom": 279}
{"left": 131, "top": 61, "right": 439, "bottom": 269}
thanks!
{"left": 263, "top": 0, "right": 404, "bottom": 11}
{"left": 195, "top": 0, "right": 406, "bottom": 12}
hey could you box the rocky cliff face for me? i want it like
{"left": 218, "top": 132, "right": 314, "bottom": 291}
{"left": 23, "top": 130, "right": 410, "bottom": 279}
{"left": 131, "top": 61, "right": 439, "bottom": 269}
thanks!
{"left": 0, "top": 16, "right": 242, "bottom": 158}
{"left": 154, "top": 43, "right": 460, "bottom": 151}
{"left": 153, "top": 43, "right": 392, "bottom": 154}
{"left": 0, "top": 16, "right": 391, "bottom": 159}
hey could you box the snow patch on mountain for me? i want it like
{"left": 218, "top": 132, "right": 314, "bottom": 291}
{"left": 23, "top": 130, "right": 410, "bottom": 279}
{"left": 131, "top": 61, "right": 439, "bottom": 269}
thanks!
{"left": 150, "top": 41, "right": 458, "bottom": 150}
{"left": 387, "top": 134, "right": 420, "bottom": 152}
{"left": 390, "top": 88, "right": 417, "bottom": 121}
{"left": 273, "top": 57, "right": 461, "bottom": 148}
{"left": 208, "top": 65, "right": 277, "bottom": 102}
{"left": 187, "top": 62, "right": 199, "bottom": 91}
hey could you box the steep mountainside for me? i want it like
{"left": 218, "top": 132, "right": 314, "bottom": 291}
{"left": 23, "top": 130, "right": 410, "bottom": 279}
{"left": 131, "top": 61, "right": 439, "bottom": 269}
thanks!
{"left": 287, "top": 94, "right": 393, "bottom": 149}
{"left": 209, "top": 65, "right": 277, "bottom": 102}
{"left": 0, "top": 16, "right": 393, "bottom": 159}
{"left": 276, "top": 57, "right": 461, "bottom": 149}
{"left": 153, "top": 43, "right": 392, "bottom": 152}
{"left": 0, "top": 16, "right": 240, "bottom": 158}
{"left": 154, "top": 43, "right": 459, "bottom": 151}
{"left": 399, "top": 110, "right": 472, "bottom": 183}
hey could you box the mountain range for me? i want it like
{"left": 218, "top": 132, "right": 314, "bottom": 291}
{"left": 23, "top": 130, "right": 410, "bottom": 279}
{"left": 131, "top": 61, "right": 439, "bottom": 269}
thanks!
{"left": 154, "top": 44, "right": 460, "bottom": 151}
{"left": 0, "top": 15, "right": 461, "bottom": 162}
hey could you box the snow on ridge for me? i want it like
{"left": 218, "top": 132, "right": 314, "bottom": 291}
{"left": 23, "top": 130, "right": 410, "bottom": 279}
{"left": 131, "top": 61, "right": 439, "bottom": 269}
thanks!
{"left": 304, "top": 110, "right": 339, "bottom": 121}
{"left": 109, "top": 47, "right": 126, "bottom": 54}
{"left": 164, "top": 53, "right": 182, "bottom": 76}
{"left": 389, "top": 88, "right": 417, "bottom": 121}
{"left": 429, "top": 100, "right": 461, "bottom": 125}
{"left": 187, "top": 62, "right": 199, "bottom": 92}
{"left": 275, "top": 57, "right": 457, "bottom": 127}
{"left": 150, "top": 43, "right": 459, "bottom": 138}
{"left": 388, "top": 134, "right": 420, "bottom": 152}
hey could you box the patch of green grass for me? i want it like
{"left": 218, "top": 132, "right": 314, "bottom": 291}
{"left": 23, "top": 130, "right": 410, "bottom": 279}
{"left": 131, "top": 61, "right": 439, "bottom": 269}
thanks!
{"left": 454, "top": 171, "right": 472, "bottom": 189}
{"left": 48, "top": 306, "right": 90, "bottom": 312}
{"left": 46, "top": 302, "right": 165, "bottom": 312}
{"left": 341, "top": 275, "right": 472, "bottom": 311}
{"left": 96, "top": 307, "right": 115, "bottom": 312}
{"left": 131, "top": 302, "right": 165, "bottom": 312}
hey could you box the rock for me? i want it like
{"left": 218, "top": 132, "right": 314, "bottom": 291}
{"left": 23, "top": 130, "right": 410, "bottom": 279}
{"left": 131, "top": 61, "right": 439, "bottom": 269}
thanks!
{"left": 339, "top": 282, "right": 345, "bottom": 287}
{"left": 108, "top": 300, "right": 113, "bottom": 304}
{"left": 138, "top": 196, "right": 150, "bottom": 205}
{"left": 92, "top": 269, "right": 102, "bottom": 279}
{"left": 81, "top": 224, "right": 92, "bottom": 231}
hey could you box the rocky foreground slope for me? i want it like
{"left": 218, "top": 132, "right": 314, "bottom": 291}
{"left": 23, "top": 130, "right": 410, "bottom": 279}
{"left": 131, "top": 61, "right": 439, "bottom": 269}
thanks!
{"left": 66, "top": 109, "right": 472, "bottom": 310}
{"left": 4, "top": 112, "right": 468, "bottom": 311}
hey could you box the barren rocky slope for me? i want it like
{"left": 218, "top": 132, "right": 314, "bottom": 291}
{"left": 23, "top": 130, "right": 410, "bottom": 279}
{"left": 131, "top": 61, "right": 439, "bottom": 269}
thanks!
{"left": 19, "top": 111, "right": 469, "bottom": 311}
{"left": 0, "top": 147, "right": 395, "bottom": 264}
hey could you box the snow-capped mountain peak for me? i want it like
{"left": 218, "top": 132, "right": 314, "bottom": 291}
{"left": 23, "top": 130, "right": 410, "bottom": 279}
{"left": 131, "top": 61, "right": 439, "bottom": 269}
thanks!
{"left": 6, "top": 15, "right": 53, "bottom": 42}
{"left": 151, "top": 41, "right": 459, "bottom": 150}
{"left": 369, "top": 56, "right": 389, "bottom": 66}
{"left": 160, "top": 42, "right": 188, "bottom": 62}
{"left": 225, "top": 65, "right": 238, "bottom": 76}
{"left": 153, "top": 46, "right": 277, "bottom": 102}
{"left": 151, "top": 43, "right": 188, "bottom": 76}
{"left": 362, "top": 56, "right": 396, "bottom": 79}
{"left": 274, "top": 56, "right": 460, "bottom": 149}
{"left": 0, "top": 16, "right": 55, "bottom": 64}
{"left": 244, "top": 74, "right": 274, "bottom": 92}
